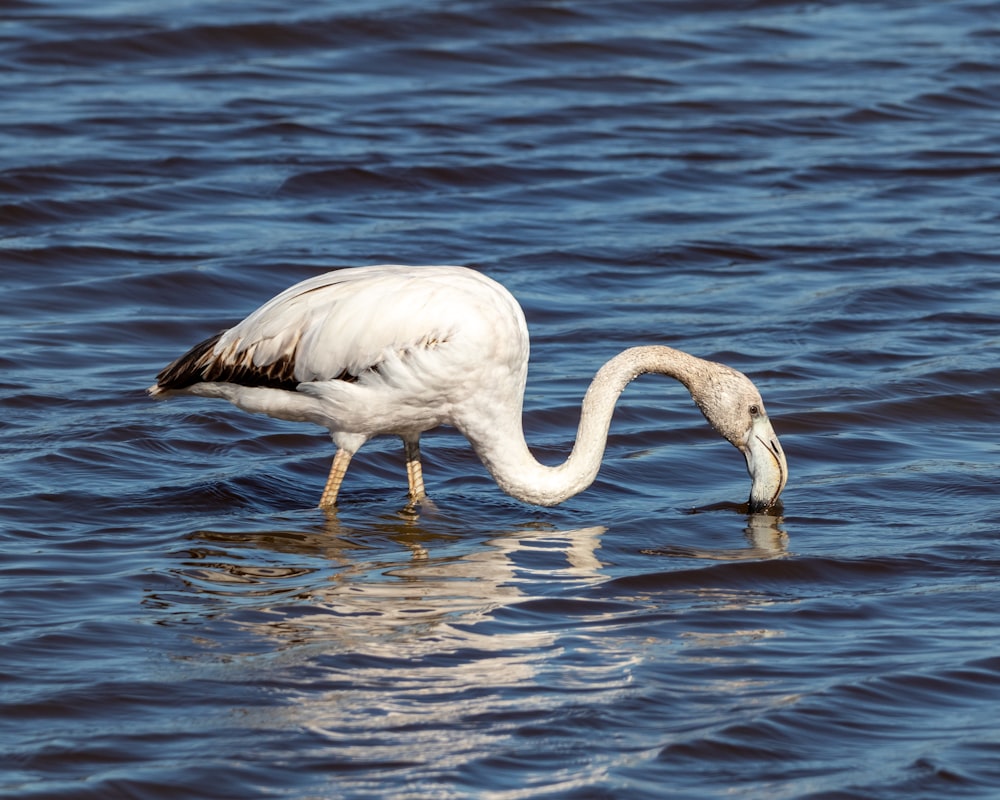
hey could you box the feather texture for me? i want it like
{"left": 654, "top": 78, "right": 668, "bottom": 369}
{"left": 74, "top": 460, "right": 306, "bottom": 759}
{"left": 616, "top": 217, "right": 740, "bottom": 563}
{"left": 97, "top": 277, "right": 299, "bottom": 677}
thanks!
{"left": 151, "top": 265, "right": 520, "bottom": 396}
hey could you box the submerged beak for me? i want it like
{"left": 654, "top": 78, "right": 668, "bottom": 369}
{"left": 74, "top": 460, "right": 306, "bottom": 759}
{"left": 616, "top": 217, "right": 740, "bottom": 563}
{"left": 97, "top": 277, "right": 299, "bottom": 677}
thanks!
{"left": 741, "top": 414, "right": 788, "bottom": 513}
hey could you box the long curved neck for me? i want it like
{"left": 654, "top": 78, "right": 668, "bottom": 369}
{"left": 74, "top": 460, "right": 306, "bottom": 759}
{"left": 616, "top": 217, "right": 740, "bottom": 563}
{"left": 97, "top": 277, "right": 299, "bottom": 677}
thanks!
{"left": 460, "top": 346, "right": 710, "bottom": 506}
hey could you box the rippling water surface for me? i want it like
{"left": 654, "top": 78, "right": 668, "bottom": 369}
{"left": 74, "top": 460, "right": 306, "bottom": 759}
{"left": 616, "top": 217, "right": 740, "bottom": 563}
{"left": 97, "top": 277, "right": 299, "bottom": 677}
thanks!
{"left": 3, "top": 1, "right": 1000, "bottom": 798}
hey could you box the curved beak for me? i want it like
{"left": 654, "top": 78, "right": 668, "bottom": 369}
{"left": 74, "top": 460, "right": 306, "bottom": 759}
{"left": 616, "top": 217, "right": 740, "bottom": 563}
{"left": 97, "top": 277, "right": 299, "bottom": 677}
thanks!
{"left": 741, "top": 414, "right": 788, "bottom": 513}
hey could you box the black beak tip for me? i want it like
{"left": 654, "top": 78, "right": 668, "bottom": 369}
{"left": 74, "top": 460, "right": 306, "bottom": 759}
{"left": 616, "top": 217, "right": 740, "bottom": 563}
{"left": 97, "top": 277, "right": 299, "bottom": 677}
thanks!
{"left": 747, "top": 496, "right": 783, "bottom": 515}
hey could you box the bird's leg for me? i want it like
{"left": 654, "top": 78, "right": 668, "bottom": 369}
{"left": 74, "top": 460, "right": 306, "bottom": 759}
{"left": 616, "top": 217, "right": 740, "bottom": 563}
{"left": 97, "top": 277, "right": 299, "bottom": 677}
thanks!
{"left": 403, "top": 437, "right": 426, "bottom": 503}
{"left": 319, "top": 448, "right": 352, "bottom": 509}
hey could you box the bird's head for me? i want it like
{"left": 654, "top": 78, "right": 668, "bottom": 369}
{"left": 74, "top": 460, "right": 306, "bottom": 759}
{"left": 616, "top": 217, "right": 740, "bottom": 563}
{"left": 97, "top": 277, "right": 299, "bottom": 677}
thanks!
{"left": 687, "top": 365, "right": 788, "bottom": 513}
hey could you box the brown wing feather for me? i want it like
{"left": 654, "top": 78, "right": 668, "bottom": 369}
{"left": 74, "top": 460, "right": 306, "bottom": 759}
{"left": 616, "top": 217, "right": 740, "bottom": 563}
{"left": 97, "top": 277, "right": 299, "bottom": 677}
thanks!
{"left": 152, "top": 330, "right": 359, "bottom": 394}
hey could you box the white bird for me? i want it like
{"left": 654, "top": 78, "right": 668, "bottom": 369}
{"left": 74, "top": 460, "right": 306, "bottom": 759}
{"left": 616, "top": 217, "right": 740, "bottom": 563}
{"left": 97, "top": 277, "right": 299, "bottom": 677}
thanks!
{"left": 149, "top": 265, "right": 787, "bottom": 511}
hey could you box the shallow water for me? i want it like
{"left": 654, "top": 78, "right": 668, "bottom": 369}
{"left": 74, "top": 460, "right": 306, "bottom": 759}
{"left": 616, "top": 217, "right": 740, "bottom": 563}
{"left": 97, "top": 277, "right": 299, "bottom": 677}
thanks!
{"left": 2, "top": 1, "right": 1000, "bottom": 798}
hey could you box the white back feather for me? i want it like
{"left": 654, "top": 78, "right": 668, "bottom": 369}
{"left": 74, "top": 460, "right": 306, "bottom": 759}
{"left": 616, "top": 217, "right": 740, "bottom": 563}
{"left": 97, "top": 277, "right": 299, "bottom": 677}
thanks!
{"left": 215, "top": 265, "right": 524, "bottom": 384}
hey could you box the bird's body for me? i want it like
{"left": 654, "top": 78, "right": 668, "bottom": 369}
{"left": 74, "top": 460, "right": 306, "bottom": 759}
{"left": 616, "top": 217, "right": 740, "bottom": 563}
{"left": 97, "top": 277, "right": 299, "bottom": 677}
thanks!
{"left": 150, "top": 265, "right": 787, "bottom": 511}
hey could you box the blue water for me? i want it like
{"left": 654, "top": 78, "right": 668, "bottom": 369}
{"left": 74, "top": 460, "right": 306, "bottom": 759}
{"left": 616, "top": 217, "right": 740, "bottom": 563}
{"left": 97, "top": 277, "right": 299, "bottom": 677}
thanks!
{"left": 2, "top": 2, "right": 999, "bottom": 798}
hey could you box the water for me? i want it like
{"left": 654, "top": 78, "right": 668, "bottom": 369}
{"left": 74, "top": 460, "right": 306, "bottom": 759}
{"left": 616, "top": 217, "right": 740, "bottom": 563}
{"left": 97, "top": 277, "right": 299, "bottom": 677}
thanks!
{"left": 2, "top": 1, "right": 999, "bottom": 797}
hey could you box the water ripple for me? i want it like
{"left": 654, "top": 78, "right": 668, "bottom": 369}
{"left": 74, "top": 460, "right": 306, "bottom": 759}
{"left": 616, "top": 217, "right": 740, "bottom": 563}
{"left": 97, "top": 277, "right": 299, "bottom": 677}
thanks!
{"left": 3, "top": 1, "right": 1000, "bottom": 798}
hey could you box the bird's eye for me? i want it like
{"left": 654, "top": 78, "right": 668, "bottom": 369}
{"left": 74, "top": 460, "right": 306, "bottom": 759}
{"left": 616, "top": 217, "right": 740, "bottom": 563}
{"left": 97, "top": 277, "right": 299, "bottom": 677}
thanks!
{"left": 749, "top": 404, "right": 761, "bottom": 417}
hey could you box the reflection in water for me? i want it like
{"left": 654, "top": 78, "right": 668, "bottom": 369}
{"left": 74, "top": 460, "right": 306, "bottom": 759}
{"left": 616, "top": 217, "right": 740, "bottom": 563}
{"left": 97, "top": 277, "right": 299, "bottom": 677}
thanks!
{"left": 171, "top": 518, "right": 610, "bottom": 656}
{"left": 151, "top": 511, "right": 794, "bottom": 792}
{"left": 162, "top": 520, "right": 627, "bottom": 791}
{"left": 161, "top": 510, "right": 792, "bottom": 661}
{"left": 744, "top": 512, "right": 789, "bottom": 557}
{"left": 641, "top": 511, "right": 788, "bottom": 561}
{"left": 169, "top": 510, "right": 789, "bottom": 653}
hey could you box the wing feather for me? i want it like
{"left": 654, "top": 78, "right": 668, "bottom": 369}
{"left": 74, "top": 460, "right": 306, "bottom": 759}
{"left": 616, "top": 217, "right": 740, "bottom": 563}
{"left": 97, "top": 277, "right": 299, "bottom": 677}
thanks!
{"left": 152, "top": 265, "right": 512, "bottom": 395}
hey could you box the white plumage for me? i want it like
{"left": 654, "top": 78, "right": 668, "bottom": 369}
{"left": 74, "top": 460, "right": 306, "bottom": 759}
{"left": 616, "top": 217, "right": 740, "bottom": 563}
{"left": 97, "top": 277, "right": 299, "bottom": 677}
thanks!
{"left": 150, "top": 265, "right": 787, "bottom": 511}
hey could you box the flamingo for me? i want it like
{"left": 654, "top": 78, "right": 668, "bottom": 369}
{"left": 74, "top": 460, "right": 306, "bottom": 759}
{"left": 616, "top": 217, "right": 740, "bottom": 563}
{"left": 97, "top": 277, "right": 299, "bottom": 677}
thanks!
{"left": 149, "top": 265, "right": 787, "bottom": 511}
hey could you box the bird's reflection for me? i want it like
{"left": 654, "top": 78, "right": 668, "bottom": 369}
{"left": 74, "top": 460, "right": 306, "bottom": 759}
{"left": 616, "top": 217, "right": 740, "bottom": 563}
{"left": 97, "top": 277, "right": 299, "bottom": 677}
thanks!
{"left": 164, "top": 503, "right": 788, "bottom": 656}
{"left": 152, "top": 506, "right": 793, "bottom": 762}
{"left": 640, "top": 508, "right": 788, "bottom": 561}
{"left": 172, "top": 513, "right": 608, "bottom": 654}
{"left": 743, "top": 510, "right": 789, "bottom": 554}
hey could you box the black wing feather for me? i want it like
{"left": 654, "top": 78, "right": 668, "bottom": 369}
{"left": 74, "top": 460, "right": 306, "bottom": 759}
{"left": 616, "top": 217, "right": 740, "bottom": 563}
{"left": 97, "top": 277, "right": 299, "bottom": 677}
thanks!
{"left": 153, "top": 330, "right": 358, "bottom": 393}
